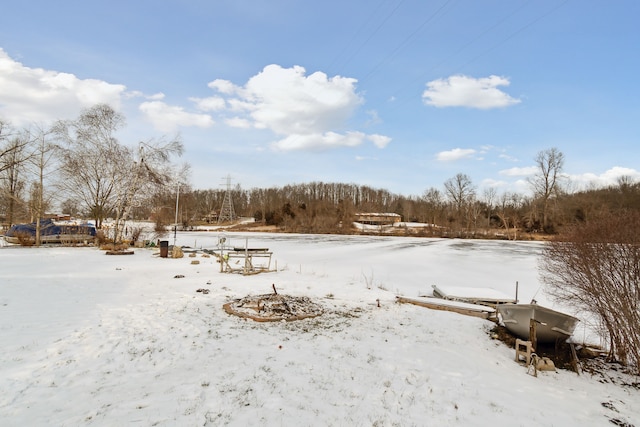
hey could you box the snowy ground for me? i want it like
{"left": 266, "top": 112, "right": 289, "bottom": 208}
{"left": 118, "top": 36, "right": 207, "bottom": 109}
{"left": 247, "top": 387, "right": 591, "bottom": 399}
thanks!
{"left": 1, "top": 232, "right": 638, "bottom": 426}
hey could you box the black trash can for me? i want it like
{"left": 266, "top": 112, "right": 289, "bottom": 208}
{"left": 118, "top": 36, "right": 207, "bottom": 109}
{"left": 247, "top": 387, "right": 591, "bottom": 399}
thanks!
{"left": 159, "top": 240, "right": 169, "bottom": 258}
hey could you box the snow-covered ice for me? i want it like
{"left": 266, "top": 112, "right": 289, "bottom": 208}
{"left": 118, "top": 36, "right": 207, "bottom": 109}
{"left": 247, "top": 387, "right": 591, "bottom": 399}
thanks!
{"left": 1, "top": 232, "right": 638, "bottom": 426}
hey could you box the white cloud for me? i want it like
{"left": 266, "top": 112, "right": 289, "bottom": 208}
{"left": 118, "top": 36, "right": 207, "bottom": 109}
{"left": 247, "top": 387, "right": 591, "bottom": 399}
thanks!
{"left": 498, "top": 153, "right": 518, "bottom": 162}
{"left": 208, "top": 79, "right": 237, "bottom": 95}
{"left": 0, "top": 48, "right": 126, "bottom": 124}
{"left": 124, "top": 90, "right": 144, "bottom": 99}
{"left": 481, "top": 178, "right": 508, "bottom": 188}
{"left": 365, "top": 110, "right": 382, "bottom": 126}
{"left": 423, "top": 75, "right": 520, "bottom": 109}
{"left": 148, "top": 92, "right": 165, "bottom": 100}
{"left": 367, "top": 134, "right": 391, "bottom": 148}
{"left": 271, "top": 131, "right": 366, "bottom": 151}
{"left": 489, "top": 167, "right": 640, "bottom": 195}
{"left": 207, "top": 64, "right": 389, "bottom": 151}
{"left": 124, "top": 91, "right": 166, "bottom": 100}
{"left": 436, "top": 148, "right": 476, "bottom": 162}
{"left": 189, "top": 96, "right": 226, "bottom": 112}
{"left": 512, "top": 179, "right": 531, "bottom": 194}
{"left": 139, "top": 101, "right": 214, "bottom": 132}
{"left": 247, "top": 65, "right": 361, "bottom": 134}
{"left": 225, "top": 117, "right": 252, "bottom": 128}
{"left": 568, "top": 166, "right": 640, "bottom": 189}
{"left": 499, "top": 166, "right": 538, "bottom": 177}
{"left": 355, "top": 155, "right": 378, "bottom": 161}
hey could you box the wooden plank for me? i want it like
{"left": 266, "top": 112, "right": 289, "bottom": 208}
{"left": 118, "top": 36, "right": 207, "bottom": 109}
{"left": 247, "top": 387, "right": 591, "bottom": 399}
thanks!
{"left": 570, "top": 343, "right": 581, "bottom": 376}
{"left": 396, "top": 296, "right": 490, "bottom": 319}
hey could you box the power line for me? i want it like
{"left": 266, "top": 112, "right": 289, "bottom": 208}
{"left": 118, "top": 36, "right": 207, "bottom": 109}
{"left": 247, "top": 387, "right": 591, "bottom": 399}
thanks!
{"left": 333, "top": 0, "right": 406, "bottom": 75}
{"left": 359, "top": 0, "right": 456, "bottom": 86}
{"left": 453, "top": 0, "right": 570, "bottom": 74}
{"left": 327, "top": 0, "right": 389, "bottom": 72}
{"left": 387, "top": 0, "right": 570, "bottom": 108}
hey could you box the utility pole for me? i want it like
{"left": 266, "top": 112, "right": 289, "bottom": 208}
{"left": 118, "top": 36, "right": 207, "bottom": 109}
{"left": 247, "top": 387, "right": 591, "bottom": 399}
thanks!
{"left": 174, "top": 182, "right": 180, "bottom": 246}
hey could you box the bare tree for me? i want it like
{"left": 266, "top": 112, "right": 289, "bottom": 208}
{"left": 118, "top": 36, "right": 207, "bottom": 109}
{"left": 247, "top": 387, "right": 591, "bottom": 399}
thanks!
{"left": 444, "top": 173, "right": 476, "bottom": 229}
{"left": 539, "top": 211, "right": 640, "bottom": 373}
{"left": 0, "top": 120, "right": 20, "bottom": 175}
{"left": 60, "top": 198, "right": 82, "bottom": 217}
{"left": 53, "top": 104, "right": 127, "bottom": 228}
{"left": 495, "top": 192, "right": 523, "bottom": 240}
{"left": 615, "top": 175, "right": 638, "bottom": 209}
{"left": 110, "top": 138, "right": 184, "bottom": 246}
{"left": 28, "top": 125, "right": 57, "bottom": 246}
{"left": 0, "top": 124, "right": 32, "bottom": 225}
{"left": 249, "top": 188, "right": 269, "bottom": 224}
{"left": 422, "top": 187, "right": 444, "bottom": 226}
{"left": 529, "top": 148, "right": 565, "bottom": 232}
{"left": 482, "top": 187, "right": 497, "bottom": 228}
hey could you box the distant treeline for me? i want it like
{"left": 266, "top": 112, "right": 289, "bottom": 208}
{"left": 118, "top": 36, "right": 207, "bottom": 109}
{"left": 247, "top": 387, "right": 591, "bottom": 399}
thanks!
{"left": 147, "top": 179, "right": 640, "bottom": 238}
{"left": 2, "top": 111, "right": 637, "bottom": 240}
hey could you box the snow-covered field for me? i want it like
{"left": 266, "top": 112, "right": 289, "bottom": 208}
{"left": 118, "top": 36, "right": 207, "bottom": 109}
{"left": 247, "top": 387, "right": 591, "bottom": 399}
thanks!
{"left": 1, "top": 232, "right": 638, "bottom": 426}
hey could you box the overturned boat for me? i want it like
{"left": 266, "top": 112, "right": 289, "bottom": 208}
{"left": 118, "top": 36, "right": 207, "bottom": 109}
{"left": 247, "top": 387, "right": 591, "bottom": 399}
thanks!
{"left": 497, "top": 302, "right": 580, "bottom": 343}
{"left": 3, "top": 219, "right": 96, "bottom": 244}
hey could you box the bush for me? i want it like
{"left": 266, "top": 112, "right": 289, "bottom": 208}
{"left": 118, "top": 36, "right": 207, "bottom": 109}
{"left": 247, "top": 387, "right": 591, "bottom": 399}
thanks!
{"left": 15, "top": 231, "right": 35, "bottom": 246}
{"left": 154, "top": 218, "right": 166, "bottom": 233}
{"left": 539, "top": 210, "right": 640, "bottom": 373}
{"left": 94, "top": 230, "right": 109, "bottom": 246}
{"left": 129, "top": 226, "right": 143, "bottom": 245}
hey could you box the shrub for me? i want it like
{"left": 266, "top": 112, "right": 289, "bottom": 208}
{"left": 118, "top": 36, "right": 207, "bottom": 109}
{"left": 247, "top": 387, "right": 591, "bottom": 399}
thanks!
{"left": 154, "top": 218, "right": 167, "bottom": 233}
{"left": 539, "top": 210, "right": 640, "bottom": 373}
{"left": 94, "top": 230, "right": 109, "bottom": 246}
{"left": 129, "top": 226, "right": 143, "bottom": 245}
{"left": 15, "top": 231, "right": 35, "bottom": 246}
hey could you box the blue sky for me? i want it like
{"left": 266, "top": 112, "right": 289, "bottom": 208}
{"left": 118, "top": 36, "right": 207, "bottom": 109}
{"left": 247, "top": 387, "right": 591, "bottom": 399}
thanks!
{"left": 1, "top": 0, "right": 639, "bottom": 196}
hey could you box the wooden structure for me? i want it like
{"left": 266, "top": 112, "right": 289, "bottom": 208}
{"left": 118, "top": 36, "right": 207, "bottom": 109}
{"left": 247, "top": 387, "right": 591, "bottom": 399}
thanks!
{"left": 354, "top": 212, "right": 401, "bottom": 226}
{"left": 220, "top": 246, "right": 273, "bottom": 275}
{"left": 515, "top": 339, "right": 533, "bottom": 365}
{"left": 396, "top": 296, "right": 495, "bottom": 320}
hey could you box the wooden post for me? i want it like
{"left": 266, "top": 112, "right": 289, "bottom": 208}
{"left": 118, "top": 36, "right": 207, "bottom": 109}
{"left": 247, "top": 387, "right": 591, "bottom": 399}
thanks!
{"left": 570, "top": 343, "right": 581, "bottom": 376}
{"left": 515, "top": 339, "right": 533, "bottom": 365}
{"left": 244, "top": 237, "right": 249, "bottom": 275}
{"left": 529, "top": 318, "right": 537, "bottom": 352}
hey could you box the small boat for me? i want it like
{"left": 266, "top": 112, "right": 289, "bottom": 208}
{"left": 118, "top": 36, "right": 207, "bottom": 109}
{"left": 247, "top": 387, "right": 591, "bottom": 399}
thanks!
{"left": 3, "top": 219, "right": 96, "bottom": 244}
{"left": 497, "top": 302, "right": 580, "bottom": 343}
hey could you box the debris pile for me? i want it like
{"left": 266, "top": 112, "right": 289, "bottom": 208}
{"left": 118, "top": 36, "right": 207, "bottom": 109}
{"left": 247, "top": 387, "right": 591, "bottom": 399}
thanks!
{"left": 224, "top": 292, "right": 323, "bottom": 322}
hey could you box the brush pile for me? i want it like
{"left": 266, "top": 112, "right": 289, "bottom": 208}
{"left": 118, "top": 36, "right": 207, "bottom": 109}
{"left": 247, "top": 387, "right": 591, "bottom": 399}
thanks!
{"left": 223, "top": 290, "right": 323, "bottom": 322}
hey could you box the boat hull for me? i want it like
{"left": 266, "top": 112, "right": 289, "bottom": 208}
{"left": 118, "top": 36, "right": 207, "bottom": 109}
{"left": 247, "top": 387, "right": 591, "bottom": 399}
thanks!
{"left": 497, "top": 303, "right": 579, "bottom": 343}
{"left": 4, "top": 233, "right": 95, "bottom": 244}
{"left": 3, "top": 219, "right": 96, "bottom": 245}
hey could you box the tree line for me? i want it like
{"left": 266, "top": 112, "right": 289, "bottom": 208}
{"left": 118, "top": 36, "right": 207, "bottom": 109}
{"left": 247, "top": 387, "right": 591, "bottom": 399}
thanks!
{"left": 149, "top": 148, "right": 638, "bottom": 239}
{"left": 2, "top": 105, "right": 639, "bottom": 240}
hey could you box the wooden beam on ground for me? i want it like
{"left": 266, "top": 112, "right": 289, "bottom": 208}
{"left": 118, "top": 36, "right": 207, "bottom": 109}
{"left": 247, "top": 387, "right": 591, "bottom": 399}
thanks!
{"left": 396, "top": 296, "right": 492, "bottom": 319}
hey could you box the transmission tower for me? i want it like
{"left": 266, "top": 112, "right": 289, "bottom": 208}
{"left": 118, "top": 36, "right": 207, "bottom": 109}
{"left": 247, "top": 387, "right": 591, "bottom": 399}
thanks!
{"left": 217, "top": 174, "right": 236, "bottom": 223}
